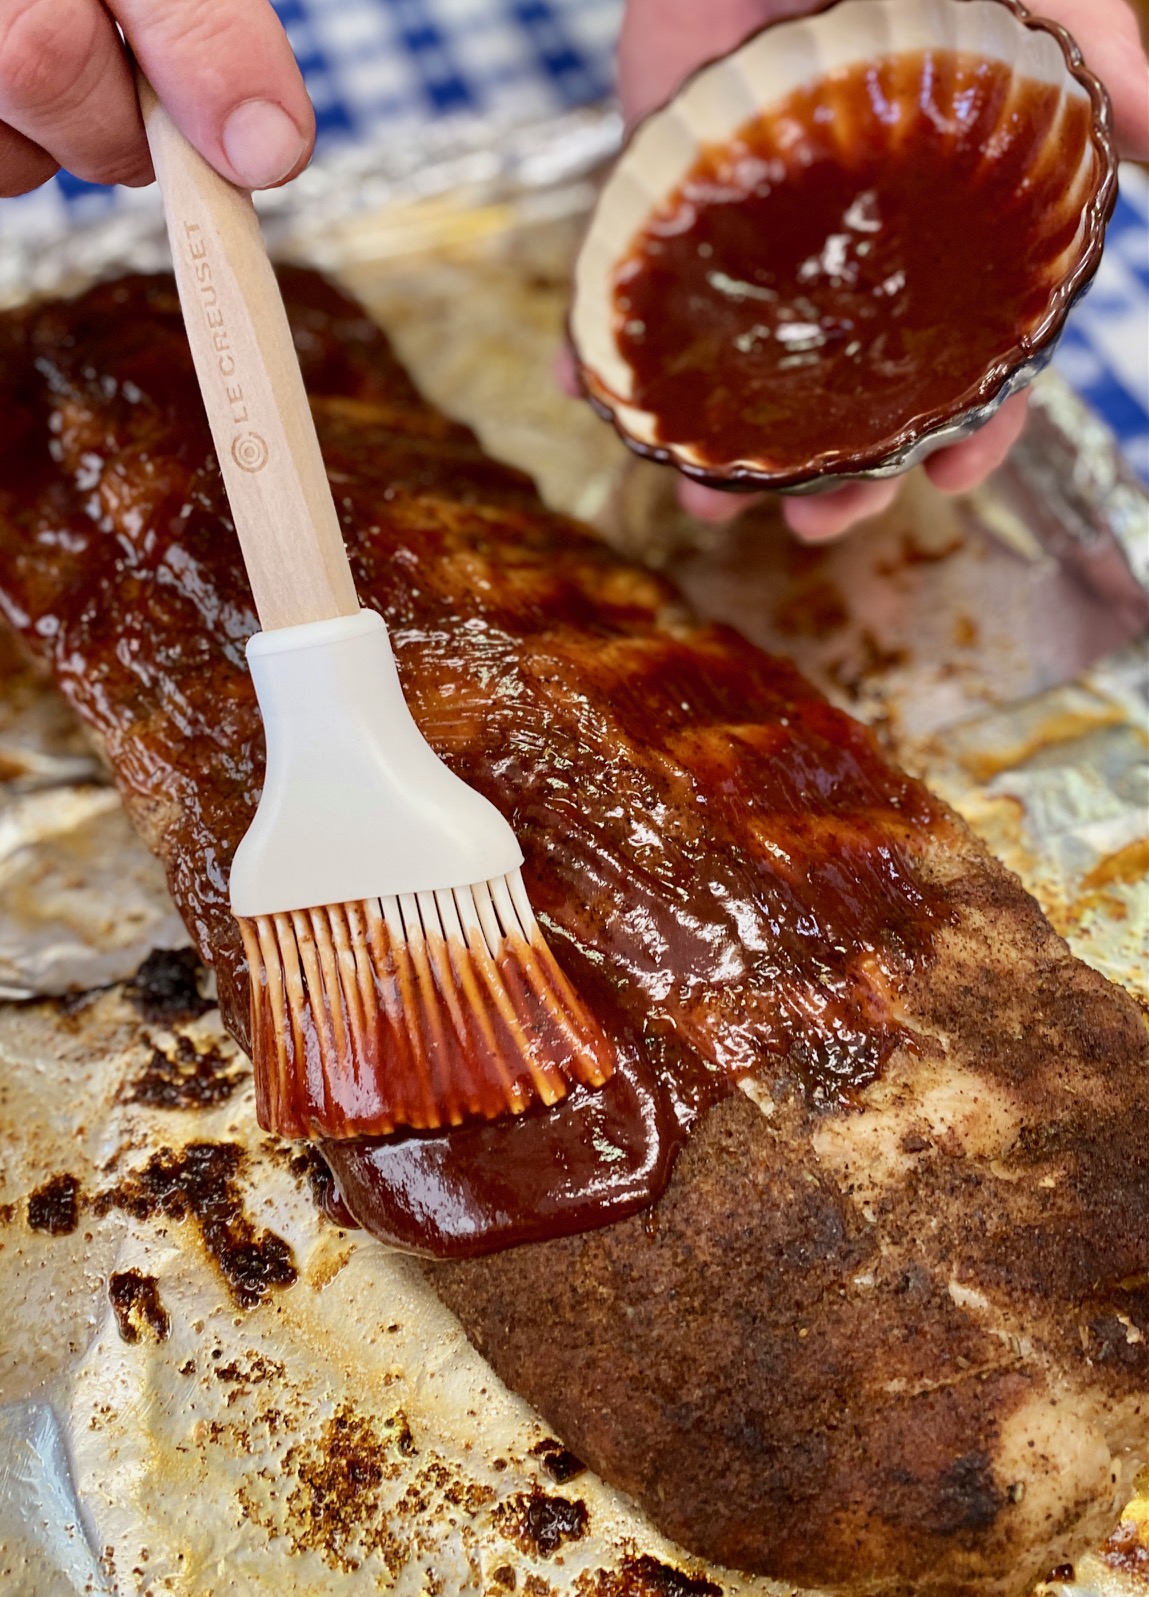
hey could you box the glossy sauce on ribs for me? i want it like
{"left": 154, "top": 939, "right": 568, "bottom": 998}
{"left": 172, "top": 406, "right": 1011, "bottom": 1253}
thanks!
{"left": 0, "top": 270, "right": 952, "bottom": 1257}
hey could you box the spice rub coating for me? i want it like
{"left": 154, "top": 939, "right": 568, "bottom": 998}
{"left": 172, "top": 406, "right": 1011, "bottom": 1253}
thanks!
{"left": 0, "top": 271, "right": 1145, "bottom": 1594}
{"left": 433, "top": 872, "right": 1149, "bottom": 1591}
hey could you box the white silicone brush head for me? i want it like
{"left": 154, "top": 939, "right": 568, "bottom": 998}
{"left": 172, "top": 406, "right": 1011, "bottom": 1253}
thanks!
{"left": 229, "top": 609, "right": 522, "bottom": 919}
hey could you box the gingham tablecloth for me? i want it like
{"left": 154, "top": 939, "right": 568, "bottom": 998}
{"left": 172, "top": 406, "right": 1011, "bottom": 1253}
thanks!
{"left": 2, "top": 0, "right": 1146, "bottom": 482}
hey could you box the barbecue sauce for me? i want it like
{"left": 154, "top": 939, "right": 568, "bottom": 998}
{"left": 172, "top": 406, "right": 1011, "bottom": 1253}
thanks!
{"left": 329, "top": 1047, "right": 681, "bottom": 1256}
{"left": 613, "top": 53, "right": 1094, "bottom": 477}
{"left": 0, "top": 270, "right": 958, "bottom": 1260}
{"left": 322, "top": 637, "right": 955, "bottom": 1256}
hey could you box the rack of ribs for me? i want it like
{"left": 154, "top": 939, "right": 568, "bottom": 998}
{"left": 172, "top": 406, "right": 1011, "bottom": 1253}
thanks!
{"left": 0, "top": 269, "right": 1144, "bottom": 1596}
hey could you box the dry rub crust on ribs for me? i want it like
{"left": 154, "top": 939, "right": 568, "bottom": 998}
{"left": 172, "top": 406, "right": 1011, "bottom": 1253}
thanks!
{"left": 0, "top": 271, "right": 1145, "bottom": 1597}
{"left": 432, "top": 861, "right": 1149, "bottom": 1594}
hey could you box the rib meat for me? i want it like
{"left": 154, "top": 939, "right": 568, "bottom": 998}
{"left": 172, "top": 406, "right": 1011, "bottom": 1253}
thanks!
{"left": 0, "top": 271, "right": 1144, "bottom": 1596}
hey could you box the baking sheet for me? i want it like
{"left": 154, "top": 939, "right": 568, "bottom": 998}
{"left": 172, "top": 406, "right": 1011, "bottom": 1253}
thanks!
{"left": 0, "top": 109, "right": 1146, "bottom": 1596}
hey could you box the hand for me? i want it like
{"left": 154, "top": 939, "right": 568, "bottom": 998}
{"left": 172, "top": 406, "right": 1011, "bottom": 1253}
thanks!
{"left": 616, "top": 0, "right": 1149, "bottom": 540}
{"left": 0, "top": 0, "right": 314, "bottom": 197}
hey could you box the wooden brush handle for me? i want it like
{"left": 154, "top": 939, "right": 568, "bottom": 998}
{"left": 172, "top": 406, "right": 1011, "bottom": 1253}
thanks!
{"left": 138, "top": 77, "right": 359, "bottom": 631}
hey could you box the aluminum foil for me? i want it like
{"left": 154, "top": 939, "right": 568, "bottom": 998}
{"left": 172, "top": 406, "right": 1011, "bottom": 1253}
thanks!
{"left": 0, "top": 108, "right": 1146, "bottom": 1597}
{"left": 0, "top": 634, "right": 188, "bottom": 1001}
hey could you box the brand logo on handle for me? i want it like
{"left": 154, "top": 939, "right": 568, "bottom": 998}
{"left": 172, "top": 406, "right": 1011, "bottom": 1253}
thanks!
{"left": 184, "top": 220, "right": 272, "bottom": 477}
{"left": 231, "top": 432, "right": 270, "bottom": 473}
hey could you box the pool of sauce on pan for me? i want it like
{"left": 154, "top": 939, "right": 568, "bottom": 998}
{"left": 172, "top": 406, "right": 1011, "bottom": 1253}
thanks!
{"left": 612, "top": 53, "right": 1094, "bottom": 475}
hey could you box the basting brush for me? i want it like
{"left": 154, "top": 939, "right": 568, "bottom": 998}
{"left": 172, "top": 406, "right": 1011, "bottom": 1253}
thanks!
{"left": 138, "top": 81, "right": 614, "bottom": 1140}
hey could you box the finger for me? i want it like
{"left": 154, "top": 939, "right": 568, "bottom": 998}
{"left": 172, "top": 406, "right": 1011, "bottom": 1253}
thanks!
{"left": 0, "top": 0, "right": 152, "bottom": 187}
{"left": 782, "top": 478, "right": 901, "bottom": 542}
{"left": 111, "top": 0, "right": 315, "bottom": 190}
{"left": 0, "top": 119, "right": 58, "bottom": 196}
{"left": 555, "top": 343, "right": 581, "bottom": 398}
{"left": 924, "top": 391, "right": 1030, "bottom": 495}
{"left": 678, "top": 477, "right": 766, "bottom": 523}
{"left": 1037, "top": 0, "right": 1149, "bottom": 160}
{"left": 618, "top": 0, "right": 808, "bottom": 126}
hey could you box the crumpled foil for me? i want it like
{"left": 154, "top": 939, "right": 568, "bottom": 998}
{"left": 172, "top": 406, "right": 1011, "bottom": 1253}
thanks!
{"left": 0, "top": 634, "right": 188, "bottom": 1000}
{"left": 0, "top": 108, "right": 1146, "bottom": 1597}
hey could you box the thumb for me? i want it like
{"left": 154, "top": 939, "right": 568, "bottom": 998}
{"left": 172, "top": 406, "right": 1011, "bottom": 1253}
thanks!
{"left": 111, "top": 0, "right": 315, "bottom": 189}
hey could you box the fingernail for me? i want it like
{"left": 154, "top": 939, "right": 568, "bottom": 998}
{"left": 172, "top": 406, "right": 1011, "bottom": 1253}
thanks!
{"left": 221, "top": 99, "right": 308, "bottom": 189}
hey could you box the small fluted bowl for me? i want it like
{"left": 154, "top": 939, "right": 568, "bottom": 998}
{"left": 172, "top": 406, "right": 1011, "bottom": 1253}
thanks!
{"left": 570, "top": 0, "right": 1117, "bottom": 494}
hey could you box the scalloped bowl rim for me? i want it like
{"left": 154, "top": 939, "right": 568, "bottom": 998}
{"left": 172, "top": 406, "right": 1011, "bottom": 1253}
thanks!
{"left": 569, "top": 0, "right": 1118, "bottom": 494}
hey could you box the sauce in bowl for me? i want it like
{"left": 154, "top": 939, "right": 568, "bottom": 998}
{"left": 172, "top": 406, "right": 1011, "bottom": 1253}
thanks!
{"left": 612, "top": 52, "right": 1094, "bottom": 480}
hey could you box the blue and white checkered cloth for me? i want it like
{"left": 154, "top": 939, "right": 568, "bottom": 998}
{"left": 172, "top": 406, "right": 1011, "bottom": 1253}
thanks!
{"left": 277, "top": 0, "right": 618, "bottom": 132}
{"left": 2, "top": 0, "right": 1146, "bottom": 482}
{"left": 1052, "top": 177, "right": 1149, "bottom": 485}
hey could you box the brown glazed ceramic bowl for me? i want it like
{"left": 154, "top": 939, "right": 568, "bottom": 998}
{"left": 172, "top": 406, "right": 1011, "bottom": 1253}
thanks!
{"left": 569, "top": 0, "right": 1118, "bottom": 494}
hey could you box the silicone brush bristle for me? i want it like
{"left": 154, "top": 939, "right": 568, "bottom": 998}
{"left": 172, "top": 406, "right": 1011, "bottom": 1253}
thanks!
{"left": 238, "top": 868, "right": 614, "bottom": 1139}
